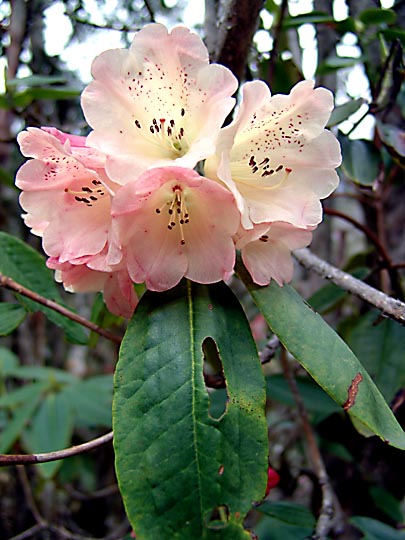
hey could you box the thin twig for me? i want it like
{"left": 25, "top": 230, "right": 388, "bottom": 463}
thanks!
{"left": 17, "top": 466, "right": 45, "bottom": 525}
{"left": 280, "top": 349, "right": 344, "bottom": 539}
{"left": 324, "top": 207, "right": 392, "bottom": 266}
{"left": 66, "top": 483, "right": 119, "bottom": 501}
{"left": 0, "top": 431, "right": 113, "bottom": 466}
{"left": 143, "top": 0, "right": 155, "bottom": 21}
{"left": 0, "top": 273, "right": 122, "bottom": 344}
{"left": 259, "top": 334, "right": 280, "bottom": 365}
{"left": 8, "top": 523, "right": 45, "bottom": 540}
{"left": 345, "top": 106, "right": 370, "bottom": 137}
{"left": 294, "top": 248, "right": 405, "bottom": 326}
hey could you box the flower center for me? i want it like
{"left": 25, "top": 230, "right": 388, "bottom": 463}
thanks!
{"left": 231, "top": 154, "right": 292, "bottom": 190}
{"left": 155, "top": 184, "right": 190, "bottom": 245}
{"left": 135, "top": 112, "right": 188, "bottom": 158}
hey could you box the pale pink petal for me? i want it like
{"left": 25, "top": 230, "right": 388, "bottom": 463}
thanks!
{"left": 236, "top": 222, "right": 312, "bottom": 286}
{"left": 48, "top": 259, "right": 137, "bottom": 319}
{"left": 81, "top": 23, "right": 238, "bottom": 184}
{"left": 112, "top": 166, "right": 239, "bottom": 291}
{"left": 16, "top": 127, "right": 118, "bottom": 264}
{"left": 205, "top": 80, "right": 341, "bottom": 228}
{"left": 103, "top": 270, "right": 138, "bottom": 319}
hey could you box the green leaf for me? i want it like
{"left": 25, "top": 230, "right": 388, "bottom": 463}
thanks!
{"left": 12, "top": 87, "right": 81, "bottom": 108}
{"left": 62, "top": 375, "right": 113, "bottom": 427}
{"left": 0, "top": 303, "right": 27, "bottom": 335}
{"left": 0, "top": 232, "right": 87, "bottom": 344}
{"left": 359, "top": 8, "right": 397, "bottom": 25}
{"left": 317, "top": 56, "right": 365, "bottom": 75}
{"left": 0, "top": 166, "right": 16, "bottom": 188}
{"left": 369, "top": 486, "right": 404, "bottom": 523}
{"left": 254, "top": 501, "right": 315, "bottom": 540}
{"left": 351, "top": 516, "right": 405, "bottom": 540}
{"left": 22, "top": 391, "right": 75, "bottom": 478}
{"left": 343, "top": 310, "right": 405, "bottom": 402}
{"left": 266, "top": 374, "right": 341, "bottom": 421}
{"left": 376, "top": 121, "right": 405, "bottom": 165}
{"left": 7, "top": 365, "right": 78, "bottom": 384}
{"left": 282, "top": 12, "right": 334, "bottom": 28}
{"left": 327, "top": 98, "right": 366, "bottom": 127}
{"left": 0, "top": 347, "right": 19, "bottom": 377}
{"left": 0, "top": 94, "right": 10, "bottom": 110}
{"left": 237, "top": 265, "right": 405, "bottom": 450}
{"left": 113, "top": 280, "right": 268, "bottom": 540}
{"left": 339, "top": 134, "right": 381, "bottom": 186}
{"left": 7, "top": 74, "right": 68, "bottom": 88}
{"left": 256, "top": 501, "right": 315, "bottom": 528}
{"left": 0, "top": 389, "right": 43, "bottom": 452}
{"left": 0, "top": 380, "right": 49, "bottom": 408}
{"left": 380, "top": 28, "right": 405, "bottom": 45}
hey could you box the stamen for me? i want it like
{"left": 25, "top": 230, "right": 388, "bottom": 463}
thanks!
{"left": 64, "top": 183, "right": 106, "bottom": 207}
{"left": 155, "top": 185, "right": 190, "bottom": 245}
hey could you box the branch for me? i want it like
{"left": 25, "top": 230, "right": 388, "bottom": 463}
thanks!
{"left": 0, "top": 273, "right": 122, "bottom": 344}
{"left": 294, "top": 249, "right": 405, "bottom": 326}
{"left": 324, "top": 207, "right": 392, "bottom": 266}
{"left": 0, "top": 431, "right": 113, "bottom": 466}
{"left": 280, "top": 349, "right": 345, "bottom": 539}
{"left": 143, "top": 0, "right": 156, "bottom": 21}
{"left": 205, "top": 0, "right": 265, "bottom": 81}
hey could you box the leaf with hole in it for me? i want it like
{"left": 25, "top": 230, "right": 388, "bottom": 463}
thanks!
{"left": 237, "top": 264, "right": 405, "bottom": 450}
{"left": 339, "top": 134, "right": 381, "bottom": 186}
{"left": 113, "top": 280, "right": 268, "bottom": 540}
{"left": 0, "top": 232, "right": 87, "bottom": 344}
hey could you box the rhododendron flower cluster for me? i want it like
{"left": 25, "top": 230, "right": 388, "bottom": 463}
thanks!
{"left": 15, "top": 23, "right": 341, "bottom": 318}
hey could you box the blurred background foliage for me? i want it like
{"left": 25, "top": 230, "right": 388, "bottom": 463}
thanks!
{"left": 0, "top": 0, "right": 404, "bottom": 539}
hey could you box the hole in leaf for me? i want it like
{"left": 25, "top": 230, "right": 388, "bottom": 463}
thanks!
{"left": 204, "top": 504, "right": 230, "bottom": 530}
{"left": 202, "top": 337, "right": 229, "bottom": 420}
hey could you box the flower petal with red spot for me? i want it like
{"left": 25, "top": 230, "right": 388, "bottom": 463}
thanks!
{"left": 205, "top": 80, "right": 341, "bottom": 229}
{"left": 112, "top": 166, "right": 240, "bottom": 291}
{"left": 81, "top": 23, "right": 238, "bottom": 184}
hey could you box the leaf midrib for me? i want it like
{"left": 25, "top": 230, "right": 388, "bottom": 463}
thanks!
{"left": 187, "top": 280, "right": 205, "bottom": 532}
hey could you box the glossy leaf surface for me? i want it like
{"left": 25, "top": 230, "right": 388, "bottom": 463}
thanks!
{"left": 0, "top": 232, "right": 87, "bottom": 344}
{"left": 238, "top": 265, "right": 405, "bottom": 450}
{"left": 113, "top": 281, "right": 268, "bottom": 540}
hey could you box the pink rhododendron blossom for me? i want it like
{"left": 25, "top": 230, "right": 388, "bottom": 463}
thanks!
{"left": 15, "top": 22, "right": 343, "bottom": 303}
{"left": 235, "top": 222, "right": 313, "bottom": 286}
{"left": 16, "top": 127, "right": 120, "bottom": 267}
{"left": 81, "top": 23, "right": 238, "bottom": 184}
{"left": 112, "top": 167, "right": 240, "bottom": 291}
{"left": 47, "top": 258, "right": 137, "bottom": 319}
{"left": 205, "top": 80, "right": 342, "bottom": 230}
